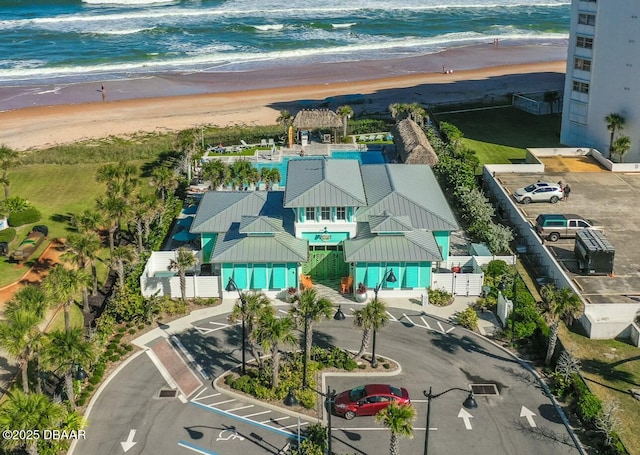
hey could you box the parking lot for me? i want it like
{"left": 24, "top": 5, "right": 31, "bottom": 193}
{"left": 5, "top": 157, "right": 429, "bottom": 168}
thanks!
{"left": 497, "top": 160, "right": 640, "bottom": 304}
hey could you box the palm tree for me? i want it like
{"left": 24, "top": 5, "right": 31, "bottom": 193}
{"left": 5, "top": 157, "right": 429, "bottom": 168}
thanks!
{"left": 64, "top": 232, "right": 101, "bottom": 311}
{"left": 259, "top": 168, "right": 281, "bottom": 191}
{"left": 96, "top": 195, "right": 128, "bottom": 253}
{"left": 228, "top": 291, "right": 274, "bottom": 368}
{"left": 169, "top": 247, "right": 197, "bottom": 302}
{"left": 541, "top": 285, "right": 583, "bottom": 366}
{"left": 0, "top": 144, "right": 19, "bottom": 199}
{"left": 71, "top": 209, "right": 102, "bottom": 235}
{"left": 42, "top": 328, "right": 94, "bottom": 409}
{"left": 352, "top": 298, "right": 389, "bottom": 361}
{"left": 111, "top": 245, "right": 138, "bottom": 289}
{"left": 276, "top": 110, "right": 293, "bottom": 135}
{"left": 406, "top": 102, "right": 427, "bottom": 126}
{"left": 611, "top": 135, "right": 632, "bottom": 163}
{"left": 289, "top": 288, "right": 333, "bottom": 360}
{"left": 4, "top": 285, "right": 48, "bottom": 320}
{"left": 605, "top": 113, "right": 625, "bottom": 155}
{"left": 374, "top": 402, "right": 417, "bottom": 455}
{"left": 0, "top": 309, "right": 42, "bottom": 394}
{"left": 255, "top": 313, "right": 297, "bottom": 388}
{"left": 42, "top": 265, "right": 86, "bottom": 332}
{"left": 336, "top": 105, "right": 354, "bottom": 138}
{"left": 202, "top": 160, "right": 229, "bottom": 191}
{"left": 175, "top": 128, "right": 201, "bottom": 181}
{"left": 150, "top": 165, "right": 178, "bottom": 201}
{"left": 0, "top": 391, "right": 64, "bottom": 455}
{"left": 543, "top": 91, "right": 560, "bottom": 114}
{"left": 96, "top": 161, "right": 138, "bottom": 199}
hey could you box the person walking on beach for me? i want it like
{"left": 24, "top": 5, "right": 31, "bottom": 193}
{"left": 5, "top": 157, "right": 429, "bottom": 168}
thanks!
{"left": 100, "top": 85, "right": 106, "bottom": 101}
{"left": 563, "top": 183, "right": 571, "bottom": 201}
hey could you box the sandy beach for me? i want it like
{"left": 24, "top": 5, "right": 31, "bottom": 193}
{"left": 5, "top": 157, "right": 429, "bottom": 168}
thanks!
{"left": 0, "top": 43, "right": 567, "bottom": 151}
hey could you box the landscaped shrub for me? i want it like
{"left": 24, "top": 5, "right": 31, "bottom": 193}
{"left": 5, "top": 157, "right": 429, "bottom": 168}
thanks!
{"left": 456, "top": 307, "right": 479, "bottom": 330}
{"left": 0, "top": 227, "right": 16, "bottom": 243}
{"left": 428, "top": 287, "right": 454, "bottom": 306}
{"left": 8, "top": 207, "right": 42, "bottom": 226}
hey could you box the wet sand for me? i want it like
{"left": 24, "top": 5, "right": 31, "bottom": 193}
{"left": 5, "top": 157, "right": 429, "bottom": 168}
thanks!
{"left": 0, "top": 42, "right": 568, "bottom": 151}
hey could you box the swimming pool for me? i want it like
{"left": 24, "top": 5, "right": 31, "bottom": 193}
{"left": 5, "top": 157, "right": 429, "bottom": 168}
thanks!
{"left": 256, "top": 151, "right": 385, "bottom": 186}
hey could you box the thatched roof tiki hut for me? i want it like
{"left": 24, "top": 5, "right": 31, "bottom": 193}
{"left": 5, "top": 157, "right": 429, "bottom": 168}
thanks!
{"left": 293, "top": 109, "right": 343, "bottom": 144}
{"left": 391, "top": 118, "right": 439, "bottom": 166}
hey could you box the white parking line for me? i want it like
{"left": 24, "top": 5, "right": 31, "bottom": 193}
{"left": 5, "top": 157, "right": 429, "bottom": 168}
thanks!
{"left": 192, "top": 388, "right": 220, "bottom": 401}
{"left": 386, "top": 311, "right": 398, "bottom": 321}
{"left": 282, "top": 422, "right": 309, "bottom": 429}
{"left": 227, "top": 405, "right": 254, "bottom": 412}
{"left": 243, "top": 410, "right": 272, "bottom": 418}
{"left": 211, "top": 399, "right": 236, "bottom": 406}
{"left": 420, "top": 316, "right": 433, "bottom": 330}
{"left": 401, "top": 314, "right": 415, "bottom": 326}
{"left": 260, "top": 416, "right": 290, "bottom": 423}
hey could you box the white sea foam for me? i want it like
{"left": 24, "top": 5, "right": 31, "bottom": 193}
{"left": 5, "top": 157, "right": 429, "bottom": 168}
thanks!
{"left": 0, "top": 2, "right": 569, "bottom": 30}
{"left": 253, "top": 24, "right": 285, "bottom": 31}
{"left": 82, "top": 0, "right": 176, "bottom": 5}
{"left": 0, "top": 30, "right": 567, "bottom": 82}
{"left": 95, "top": 27, "right": 156, "bottom": 35}
{"left": 332, "top": 23, "right": 356, "bottom": 29}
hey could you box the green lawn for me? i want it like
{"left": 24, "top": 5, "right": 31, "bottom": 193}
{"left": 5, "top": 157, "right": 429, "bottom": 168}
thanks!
{"left": 0, "top": 159, "right": 151, "bottom": 288}
{"left": 438, "top": 106, "right": 563, "bottom": 166}
{"left": 45, "top": 303, "right": 85, "bottom": 333}
{"left": 559, "top": 325, "right": 640, "bottom": 455}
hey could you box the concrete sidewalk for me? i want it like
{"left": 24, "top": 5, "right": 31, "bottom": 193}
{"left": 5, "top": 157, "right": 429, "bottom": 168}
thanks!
{"left": 132, "top": 295, "right": 501, "bottom": 348}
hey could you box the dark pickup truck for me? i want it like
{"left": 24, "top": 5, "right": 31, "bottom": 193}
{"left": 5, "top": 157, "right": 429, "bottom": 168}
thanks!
{"left": 11, "top": 225, "right": 48, "bottom": 262}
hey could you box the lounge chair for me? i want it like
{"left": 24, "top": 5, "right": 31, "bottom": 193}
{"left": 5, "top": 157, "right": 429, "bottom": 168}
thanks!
{"left": 375, "top": 134, "right": 384, "bottom": 141}
{"left": 240, "top": 140, "right": 250, "bottom": 149}
{"left": 268, "top": 138, "right": 275, "bottom": 147}
{"left": 358, "top": 135, "right": 367, "bottom": 142}
{"left": 260, "top": 139, "right": 268, "bottom": 147}
{"left": 367, "top": 134, "right": 376, "bottom": 141}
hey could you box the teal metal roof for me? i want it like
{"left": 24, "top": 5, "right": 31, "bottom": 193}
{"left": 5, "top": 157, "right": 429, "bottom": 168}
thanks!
{"left": 343, "top": 222, "right": 443, "bottom": 262}
{"left": 368, "top": 213, "right": 413, "bottom": 233}
{"left": 283, "top": 159, "right": 367, "bottom": 207}
{"left": 191, "top": 191, "right": 294, "bottom": 234}
{"left": 357, "top": 164, "right": 458, "bottom": 231}
{"left": 210, "top": 230, "right": 308, "bottom": 263}
{"left": 239, "top": 216, "right": 284, "bottom": 234}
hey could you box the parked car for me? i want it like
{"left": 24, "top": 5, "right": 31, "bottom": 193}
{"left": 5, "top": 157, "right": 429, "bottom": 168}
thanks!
{"left": 535, "top": 214, "right": 602, "bottom": 242}
{"left": 11, "top": 225, "right": 48, "bottom": 262}
{"left": 333, "top": 384, "right": 410, "bottom": 420}
{"left": 513, "top": 182, "right": 564, "bottom": 204}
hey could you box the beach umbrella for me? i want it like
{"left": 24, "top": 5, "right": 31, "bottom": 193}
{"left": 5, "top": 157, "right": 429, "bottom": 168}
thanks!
{"left": 288, "top": 125, "right": 293, "bottom": 148}
{"left": 182, "top": 205, "right": 198, "bottom": 215}
{"left": 172, "top": 230, "right": 198, "bottom": 242}
{"left": 176, "top": 216, "right": 194, "bottom": 228}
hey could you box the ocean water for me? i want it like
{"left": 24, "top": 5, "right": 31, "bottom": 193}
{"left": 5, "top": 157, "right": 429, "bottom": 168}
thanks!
{"left": 0, "top": 0, "right": 570, "bottom": 86}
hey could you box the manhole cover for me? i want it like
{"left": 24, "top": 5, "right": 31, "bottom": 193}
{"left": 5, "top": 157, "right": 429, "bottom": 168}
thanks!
{"left": 470, "top": 384, "right": 499, "bottom": 396}
{"left": 158, "top": 389, "right": 178, "bottom": 398}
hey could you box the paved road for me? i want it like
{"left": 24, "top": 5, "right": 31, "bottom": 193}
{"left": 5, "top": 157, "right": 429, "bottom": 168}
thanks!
{"left": 72, "top": 307, "right": 581, "bottom": 455}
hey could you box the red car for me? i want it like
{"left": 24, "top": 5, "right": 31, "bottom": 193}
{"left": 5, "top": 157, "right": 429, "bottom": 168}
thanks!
{"left": 333, "top": 384, "right": 410, "bottom": 420}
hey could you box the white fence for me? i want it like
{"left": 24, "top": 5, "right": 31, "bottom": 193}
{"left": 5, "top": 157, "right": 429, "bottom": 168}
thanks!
{"left": 140, "top": 251, "right": 220, "bottom": 298}
{"left": 431, "top": 255, "right": 515, "bottom": 296}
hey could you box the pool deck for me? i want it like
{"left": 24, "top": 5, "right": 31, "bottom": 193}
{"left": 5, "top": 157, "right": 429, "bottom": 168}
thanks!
{"left": 203, "top": 141, "right": 397, "bottom": 165}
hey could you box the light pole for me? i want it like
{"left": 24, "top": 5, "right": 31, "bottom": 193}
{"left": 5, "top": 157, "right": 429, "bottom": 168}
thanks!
{"left": 423, "top": 386, "right": 478, "bottom": 455}
{"left": 302, "top": 305, "right": 346, "bottom": 388}
{"left": 225, "top": 277, "right": 247, "bottom": 376}
{"left": 285, "top": 385, "right": 337, "bottom": 455}
{"left": 371, "top": 268, "right": 397, "bottom": 368}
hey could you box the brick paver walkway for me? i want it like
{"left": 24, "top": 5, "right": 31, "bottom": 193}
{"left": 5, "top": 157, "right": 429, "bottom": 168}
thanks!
{"left": 146, "top": 337, "right": 201, "bottom": 398}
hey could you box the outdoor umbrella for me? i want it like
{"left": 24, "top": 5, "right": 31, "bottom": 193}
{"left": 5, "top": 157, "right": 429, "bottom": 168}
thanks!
{"left": 182, "top": 205, "right": 198, "bottom": 215}
{"left": 176, "top": 216, "right": 194, "bottom": 228}
{"left": 172, "top": 230, "right": 197, "bottom": 242}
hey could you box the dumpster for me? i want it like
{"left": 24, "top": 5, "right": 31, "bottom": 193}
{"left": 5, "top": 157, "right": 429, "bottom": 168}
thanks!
{"left": 574, "top": 229, "right": 614, "bottom": 275}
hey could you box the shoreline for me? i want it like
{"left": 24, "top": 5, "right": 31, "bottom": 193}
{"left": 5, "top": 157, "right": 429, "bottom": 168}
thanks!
{"left": 0, "top": 42, "right": 568, "bottom": 151}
